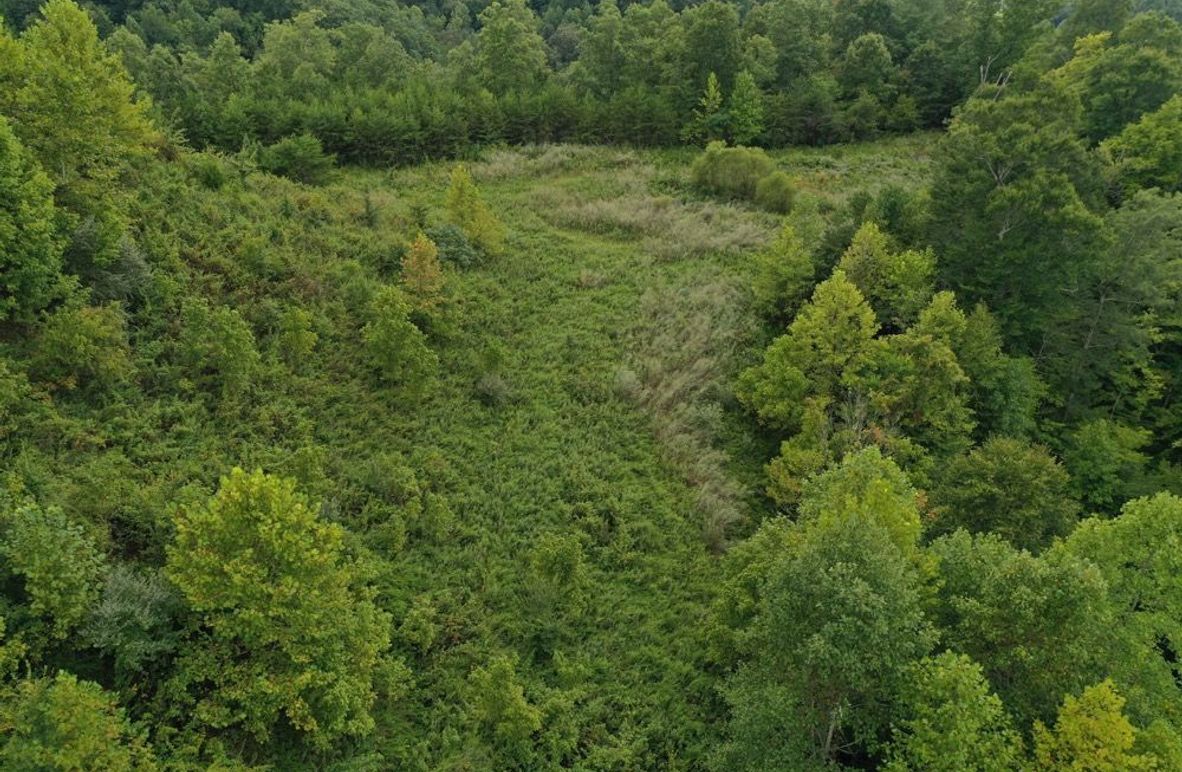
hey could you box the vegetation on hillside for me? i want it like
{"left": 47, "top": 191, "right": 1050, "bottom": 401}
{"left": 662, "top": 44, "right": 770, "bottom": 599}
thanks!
{"left": 1, "top": 0, "right": 1182, "bottom": 768}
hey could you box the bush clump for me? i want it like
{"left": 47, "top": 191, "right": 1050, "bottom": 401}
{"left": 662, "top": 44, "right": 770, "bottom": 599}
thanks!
{"left": 259, "top": 133, "right": 335, "bottom": 185}
{"left": 427, "top": 223, "right": 482, "bottom": 269}
{"left": 691, "top": 141, "right": 795, "bottom": 214}
{"left": 754, "top": 170, "right": 796, "bottom": 213}
{"left": 690, "top": 141, "right": 774, "bottom": 200}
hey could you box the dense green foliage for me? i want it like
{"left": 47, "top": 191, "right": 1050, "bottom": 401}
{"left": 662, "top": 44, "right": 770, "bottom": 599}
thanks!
{"left": 2, "top": 0, "right": 1182, "bottom": 769}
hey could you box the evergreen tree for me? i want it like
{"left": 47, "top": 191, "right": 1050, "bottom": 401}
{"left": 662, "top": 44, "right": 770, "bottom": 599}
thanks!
{"left": 445, "top": 165, "right": 505, "bottom": 255}
{"left": 727, "top": 70, "right": 765, "bottom": 145}
{"left": 401, "top": 232, "right": 446, "bottom": 312}
{"left": 738, "top": 269, "right": 879, "bottom": 423}
{"left": 682, "top": 72, "right": 727, "bottom": 144}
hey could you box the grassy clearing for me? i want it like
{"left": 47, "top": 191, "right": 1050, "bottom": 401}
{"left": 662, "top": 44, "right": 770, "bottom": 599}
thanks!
{"left": 347, "top": 138, "right": 933, "bottom": 765}
{"left": 333, "top": 138, "right": 931, "bottom": 764}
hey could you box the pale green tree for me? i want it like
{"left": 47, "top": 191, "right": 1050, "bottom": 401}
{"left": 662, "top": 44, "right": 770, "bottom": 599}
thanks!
{"left": 682, "top": 72, "right": 727, "bottom": 144}
{"left": 445, "top": 165, "right": 505, "bottom": 255}
{"left": 883, "top": 652, "right": 1023, "bottom": 772}
{"left": 0, "top": 501, "right": 105, "bottom": 642}
{"left": 1033, "top": 681, "right": 1158, "bottom": 771}
{"left": 727, "top": 70, "right": 765, "bottom": 145}
{"left": 166, "top": 468, "right": 393, "bottom": 748}
{"left": 837, "top": 221, "right": 934, "bottom": 330}
{"left": 362, "top": 286, "right": 438, "bottom": 391}
{"left": 0, "top": 0, "right": 155, "bottom": 267}
{"left": 0, "top": 672, "right": 156, "bottom": 770}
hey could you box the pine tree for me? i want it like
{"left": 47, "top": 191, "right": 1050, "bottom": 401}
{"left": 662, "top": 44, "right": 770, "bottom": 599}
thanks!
{"left": 728, "top": 70, "right": 765, "bottom": 145}
{"left": 401, "top": 232, "right": 445, "bottom": 312}
{"left": 445, "top": 165, "right": 505, "bottom": 255}
{"left": 682, "top": 72, "right": 726, "bottom": 144}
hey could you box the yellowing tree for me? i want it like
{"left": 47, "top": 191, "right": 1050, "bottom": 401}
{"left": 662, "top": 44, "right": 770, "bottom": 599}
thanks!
{"left": 1033, "top": 681, "right": 1158, "bottom": 771}
{"left": 401, "top": 232, "right": 445, "bottom": 312}
{"left": 445, "top": 165, "right": 505, "bottom": 255}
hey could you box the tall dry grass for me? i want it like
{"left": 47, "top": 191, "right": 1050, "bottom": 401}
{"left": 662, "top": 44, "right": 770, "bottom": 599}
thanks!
{"left": 537, "top": 190, "right": 769, "bottom": 260}
{"left": 619, "top": 278, "right": 757, "bottom": 552}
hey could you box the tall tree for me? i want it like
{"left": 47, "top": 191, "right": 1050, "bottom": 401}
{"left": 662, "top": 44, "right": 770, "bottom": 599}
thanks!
{"left": 738, "top": 269, "right": 879, "bottom": 429}
{"left": 727, "top": 70, "right": 765, "bottom": 145}
{"left": 579, "top": 0, "right": 625, "bottom": 98}
{"left": 165, "top": 469, "right": 393, "bottom": 748}
{"left": 930, "top": 437, "right": 1080, "bottom": 551}
{"left": 929, "top": 531, "right": 1118, "bottom": 727}
{"left": 836, "top": 221, "right": 934, "bottom": 331}
{"left": 1103, "top": 94, "right": 1182, "bottom": 195}
{"left": 1064, "top": 493, "right": 1182, "bottom": 690}
{"left": 719, "top": 454, "right": 933, "bottom": 766}
{"left": 1033, "top": 681, "right": 1157, "bottom": 771}
{"left": 883, "top": 652, "right": 1023, "bottom": 772}
{"left": 0, "top": 0, "right": 155, "bottom": 268}
{"left": 681, "top": 0, "right": 742, "bottom": 94}
{"left": 928, "top": 81, "right": 1107, "bottom": 350}
{"left": 475, "top": 0, "right": 547, "bottom": 96}
{"left": 0, "top": 115, "right": 62, "bottom": 321}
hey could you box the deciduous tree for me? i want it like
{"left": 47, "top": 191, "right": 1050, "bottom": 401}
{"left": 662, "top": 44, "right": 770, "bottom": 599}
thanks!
{"left": 0, "top": 116, "right": 62, "bottom": 322}
{"left": 166, "top": 468, "right": 393, "bottom": 747}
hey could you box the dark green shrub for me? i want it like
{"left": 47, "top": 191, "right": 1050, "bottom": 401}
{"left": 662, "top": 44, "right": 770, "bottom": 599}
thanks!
{"left": 689, "top": 141, "right": 774, "bottom": 201}
{"left": 185, "top": 153, "right": 230, "bottom": 190}
{"left": 427, "top": 223, "right": 481, "bottom": 269}
{"left": 754, "top": 171, "right": 796, "bottom": 213}
{"left": 259, "top": 133, "right": 336, "bottom": 185}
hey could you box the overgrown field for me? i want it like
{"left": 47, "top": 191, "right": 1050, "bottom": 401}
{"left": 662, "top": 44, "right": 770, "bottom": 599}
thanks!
{"left": 1, "top": 134, "right": 932, "bottom": 768}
